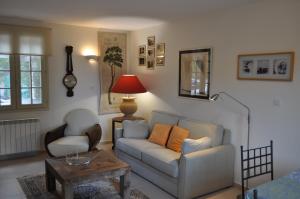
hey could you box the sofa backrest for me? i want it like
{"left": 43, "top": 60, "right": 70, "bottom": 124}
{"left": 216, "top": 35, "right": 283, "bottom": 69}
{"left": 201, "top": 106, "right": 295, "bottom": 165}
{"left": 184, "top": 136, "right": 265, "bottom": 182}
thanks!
{"left": 178, "top": 119, "right": 224, "bottom": 147}
{"left": 149, "top": 110, "right": 183, "bottom": 131}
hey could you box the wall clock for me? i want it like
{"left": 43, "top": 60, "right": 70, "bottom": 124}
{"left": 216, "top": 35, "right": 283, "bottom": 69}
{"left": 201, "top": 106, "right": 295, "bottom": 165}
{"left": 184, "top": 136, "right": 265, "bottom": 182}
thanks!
{"left": 63, "top": 46, "right": 77, "bottom": 97}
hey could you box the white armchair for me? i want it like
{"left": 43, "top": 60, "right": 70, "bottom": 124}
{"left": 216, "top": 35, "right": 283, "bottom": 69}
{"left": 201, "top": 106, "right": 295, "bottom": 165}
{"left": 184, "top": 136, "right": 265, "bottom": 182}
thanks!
{"left": 45, "top": 109, "right": 102, "bottom": 157}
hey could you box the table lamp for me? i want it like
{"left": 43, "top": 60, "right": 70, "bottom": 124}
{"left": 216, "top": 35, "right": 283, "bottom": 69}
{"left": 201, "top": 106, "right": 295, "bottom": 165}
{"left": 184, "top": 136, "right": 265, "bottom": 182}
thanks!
{"left": 112, "top": 74, "right": 147, "bottom": 117}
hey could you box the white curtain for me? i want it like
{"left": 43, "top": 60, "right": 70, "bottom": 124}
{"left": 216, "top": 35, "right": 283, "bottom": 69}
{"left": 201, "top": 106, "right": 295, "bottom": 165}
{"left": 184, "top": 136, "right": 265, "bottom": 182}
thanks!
{"left": 0, "top": 24, "right": 51, "bottom": 55}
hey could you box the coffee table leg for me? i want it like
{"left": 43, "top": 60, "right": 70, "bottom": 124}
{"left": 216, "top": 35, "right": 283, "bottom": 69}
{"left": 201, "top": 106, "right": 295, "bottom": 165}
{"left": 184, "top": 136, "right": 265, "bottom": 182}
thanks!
{"left": 120, "top": 172, "right": 130, "bottom": 198}
{"left": 45, "top": 162, "right": 56, "bottom": 192}
{"left": 62, "top": 183, "right": 73, "bottom": 199}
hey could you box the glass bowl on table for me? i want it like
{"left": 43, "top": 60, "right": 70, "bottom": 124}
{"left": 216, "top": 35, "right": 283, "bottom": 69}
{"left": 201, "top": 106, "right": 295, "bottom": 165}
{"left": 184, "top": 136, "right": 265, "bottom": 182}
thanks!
{"left": 65, "top": 151, "right": 91, "bottom": 166}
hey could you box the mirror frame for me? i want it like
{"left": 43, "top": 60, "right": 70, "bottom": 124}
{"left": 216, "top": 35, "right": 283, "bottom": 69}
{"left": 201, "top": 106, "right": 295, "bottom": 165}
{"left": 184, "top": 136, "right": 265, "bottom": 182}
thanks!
{"left": 178, "top": 48, "right": 211, "bottom": 100}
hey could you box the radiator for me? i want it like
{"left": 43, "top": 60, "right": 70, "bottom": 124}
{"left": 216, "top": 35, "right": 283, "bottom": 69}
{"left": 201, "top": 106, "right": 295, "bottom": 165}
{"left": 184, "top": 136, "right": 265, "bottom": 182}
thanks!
{"left": 0, "top": 118, "right": 41, "bottom": 158}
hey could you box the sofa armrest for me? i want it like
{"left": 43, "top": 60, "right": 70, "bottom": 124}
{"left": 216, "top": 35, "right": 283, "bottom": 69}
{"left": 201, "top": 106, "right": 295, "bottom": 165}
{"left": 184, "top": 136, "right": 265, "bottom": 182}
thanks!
{"left": 178, "top": 144, "right": 235, "bottom": 199}
{"left": 85, "top": 124, "right": 102, "bottom": 150}
{"left": 115, "top": 127, "right": 123, "bottom": 141}
{"left": 44, "top": 124, "right": 67, "bottom": 157}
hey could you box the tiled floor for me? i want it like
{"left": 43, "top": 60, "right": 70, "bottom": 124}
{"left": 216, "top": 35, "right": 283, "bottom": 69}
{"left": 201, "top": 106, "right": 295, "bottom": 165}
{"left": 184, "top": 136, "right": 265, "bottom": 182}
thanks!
{"left": 0, "top": 144, "right": 240, "bottom": 199}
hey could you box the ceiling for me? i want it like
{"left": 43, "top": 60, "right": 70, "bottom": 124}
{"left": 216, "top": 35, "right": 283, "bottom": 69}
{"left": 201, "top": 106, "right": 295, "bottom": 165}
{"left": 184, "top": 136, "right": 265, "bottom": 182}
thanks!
{"left": 0, "top": 0, "right": 258, "bottom": 30}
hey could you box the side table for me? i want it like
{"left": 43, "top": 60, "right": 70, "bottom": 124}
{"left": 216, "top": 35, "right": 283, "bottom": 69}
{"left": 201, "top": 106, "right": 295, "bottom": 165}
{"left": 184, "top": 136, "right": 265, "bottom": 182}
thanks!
{"left": 112, "top": 116, "right": 144, "bottom": 149}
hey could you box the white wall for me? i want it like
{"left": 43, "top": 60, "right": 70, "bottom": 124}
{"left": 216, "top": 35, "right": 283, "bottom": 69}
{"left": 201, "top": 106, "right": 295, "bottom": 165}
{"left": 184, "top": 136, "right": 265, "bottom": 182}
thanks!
{"left": 129, "top": 0, "right": 300, "bottom": 185}
{"left": 0, "top": 18, "right": 123, "bottom": 143}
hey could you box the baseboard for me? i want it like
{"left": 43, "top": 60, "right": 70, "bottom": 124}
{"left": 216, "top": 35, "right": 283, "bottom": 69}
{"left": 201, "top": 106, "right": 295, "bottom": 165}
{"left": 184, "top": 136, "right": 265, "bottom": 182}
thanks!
{"left": 0, "top": 151, "right": 41, "bottom": 160}
{"left": 99, "top": 140, "right": 112, "bottom": 144}
{"left": 234, "top": 183, "right": 242, "bottom": 188}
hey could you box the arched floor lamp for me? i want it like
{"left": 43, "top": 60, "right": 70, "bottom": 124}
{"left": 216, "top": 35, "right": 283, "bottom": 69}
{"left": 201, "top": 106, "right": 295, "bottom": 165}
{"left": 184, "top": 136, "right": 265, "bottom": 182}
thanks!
{"left": 210, "top": 91, "right": 251, "bottom": 195}
{"left": 210, "top": 91, "right": 251, "bottom": 150}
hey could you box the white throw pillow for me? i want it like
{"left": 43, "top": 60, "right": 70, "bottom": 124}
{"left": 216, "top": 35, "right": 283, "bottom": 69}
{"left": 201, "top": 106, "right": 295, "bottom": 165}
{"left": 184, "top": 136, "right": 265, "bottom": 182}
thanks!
{"left": 181, "top": 137, "right": 211, "bottom": 155}
{"left": 123, "top": 120, "right": 149, "bottom": 139}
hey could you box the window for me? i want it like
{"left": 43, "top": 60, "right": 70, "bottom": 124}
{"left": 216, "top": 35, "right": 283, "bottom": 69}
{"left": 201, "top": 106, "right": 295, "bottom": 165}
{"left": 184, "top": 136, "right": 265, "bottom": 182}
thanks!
{"left": 0, "top": 24, "right": 51, "bottom": 111}
{"left": 0, "top": 54, "right": 12, "bottom": 107}
{"left": 0, "top": 54, "right": 47, "bottom": 110}
{"left": 20, "top": 55, "right": 43, "bottom": 105}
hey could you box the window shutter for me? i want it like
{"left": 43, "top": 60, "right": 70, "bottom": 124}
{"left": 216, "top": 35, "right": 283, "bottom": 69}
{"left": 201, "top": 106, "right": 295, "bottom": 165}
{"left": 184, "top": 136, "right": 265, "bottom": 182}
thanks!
{"left": 0, "top": 24, "right": 51, "bottom": 55}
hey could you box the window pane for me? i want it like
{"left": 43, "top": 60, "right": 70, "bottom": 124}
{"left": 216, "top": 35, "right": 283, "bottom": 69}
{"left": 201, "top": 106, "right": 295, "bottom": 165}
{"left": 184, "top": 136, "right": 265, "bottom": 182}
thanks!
{"left": 32, "top": 72, "right": 41, "bottom": 87}
{"left": 31, "top": 56, "right": 41, "bottom": 71}
{"left": 0, "top": 71, "right": 10, "bottom": 88}
{"left": 21, "top": 88, "right": 31, "bottom": 105}
{"left": 0, "top": 89, "right": 11, "bottom": 106}
{"left": 32, "top": 88, "right": 42, "bottom": 104}
{"left": 21, "top": 72, "right": 31, "bottom": 87}
{"left": 0, "top": 55, "right": 10, "bottom": 70}
{"left": 20, "top": 55, "right": 30, "bottom": 71}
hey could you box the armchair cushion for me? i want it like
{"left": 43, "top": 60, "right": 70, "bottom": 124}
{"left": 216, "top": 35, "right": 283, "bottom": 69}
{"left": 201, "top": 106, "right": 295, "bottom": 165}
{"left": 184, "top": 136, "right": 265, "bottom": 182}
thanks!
{"left": 123, "top": 120, "right": 149, "bottom": 139}
{"left": 47, "top": 136, "right": 89, "bottom": 157}
{"left": 64, "top": 109, "right": 98, "bottom": 136}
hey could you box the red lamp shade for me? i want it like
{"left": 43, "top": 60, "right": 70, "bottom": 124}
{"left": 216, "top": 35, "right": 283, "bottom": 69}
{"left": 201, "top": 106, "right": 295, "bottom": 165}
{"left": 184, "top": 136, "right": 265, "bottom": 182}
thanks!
{"left": 112, "top": 75, "right": 147, "bottom": 94}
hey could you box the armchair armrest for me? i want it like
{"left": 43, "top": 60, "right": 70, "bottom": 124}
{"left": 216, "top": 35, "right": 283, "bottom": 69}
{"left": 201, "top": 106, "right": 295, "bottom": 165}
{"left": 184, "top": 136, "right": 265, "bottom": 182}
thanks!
{"left": 85, "top": 124, "right": 102, "bottom": 150}
{"left": 44, "top": 124, "right": 67, "bottom": 157}
{"left": 178, "top": 144, "right": 235, "bottom": 199}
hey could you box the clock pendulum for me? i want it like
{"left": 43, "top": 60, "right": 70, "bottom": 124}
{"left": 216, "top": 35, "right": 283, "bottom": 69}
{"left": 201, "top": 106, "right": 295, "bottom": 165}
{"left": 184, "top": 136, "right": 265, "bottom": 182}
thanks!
{"left": 63, "top": 46, "right": 77, "bottom": 97}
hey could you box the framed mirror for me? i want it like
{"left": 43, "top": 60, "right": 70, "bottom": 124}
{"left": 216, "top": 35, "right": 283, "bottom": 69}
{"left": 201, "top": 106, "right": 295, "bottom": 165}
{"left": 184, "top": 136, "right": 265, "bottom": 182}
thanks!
{"left": 179, "top": 48, "right": 211, "bottom": 99}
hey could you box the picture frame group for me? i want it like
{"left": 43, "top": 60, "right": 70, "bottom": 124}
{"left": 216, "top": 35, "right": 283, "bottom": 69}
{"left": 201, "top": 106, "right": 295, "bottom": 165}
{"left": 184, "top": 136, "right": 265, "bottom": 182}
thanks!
{"left": 138, "top": 36, "right": 166, "bottom": 69}
{"left": 238, "top": 52, "right": 295, "bottom": 81}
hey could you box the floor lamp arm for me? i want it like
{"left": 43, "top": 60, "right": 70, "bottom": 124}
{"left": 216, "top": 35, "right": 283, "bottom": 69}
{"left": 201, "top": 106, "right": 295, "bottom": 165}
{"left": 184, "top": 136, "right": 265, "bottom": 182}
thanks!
{"left": 219, "top": 92, "right": 251, "bottom": 150}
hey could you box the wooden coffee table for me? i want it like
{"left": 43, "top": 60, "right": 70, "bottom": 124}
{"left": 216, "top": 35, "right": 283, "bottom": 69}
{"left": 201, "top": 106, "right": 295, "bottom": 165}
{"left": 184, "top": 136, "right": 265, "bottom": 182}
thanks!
{"left": 45, "top": 150, "right": 130, "bottom": 199}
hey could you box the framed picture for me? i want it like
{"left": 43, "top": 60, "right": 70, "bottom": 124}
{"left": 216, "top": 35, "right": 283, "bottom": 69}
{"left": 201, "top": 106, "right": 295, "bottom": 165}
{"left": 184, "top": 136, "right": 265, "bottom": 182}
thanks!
{"left": 156, "top": 57, "right": 165, "bottom": 66}
{"left": 238, "top": 52, "right": 295, "bottom": 81}
{"left": 156, "top": 43, "right": 165, "bottom": 66}
{"left": 156, "top": 43, "right": 165, "bottom": 56}
{"left": 98, "top": 32, "right": 127, "bottom": 114}
{"left": 179, "top": 48, "right": 211, "bottom": 99}
{"left": 147, "top": 36, "right": 155, "bottom": 48}
{"left": 139, "top": 45, "right": 146, "bottom": 56}
{"left": 139, "top": 57, "right": 146, "bottom": 66}
{"left": 147, "top": 48, "right": 155, "bottom": 69}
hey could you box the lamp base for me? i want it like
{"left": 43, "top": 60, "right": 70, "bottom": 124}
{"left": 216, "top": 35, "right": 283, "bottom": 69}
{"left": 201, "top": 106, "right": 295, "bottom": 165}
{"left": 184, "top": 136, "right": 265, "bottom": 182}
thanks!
{"left": 119, "top": 97, "right": 137, "bottom": 117}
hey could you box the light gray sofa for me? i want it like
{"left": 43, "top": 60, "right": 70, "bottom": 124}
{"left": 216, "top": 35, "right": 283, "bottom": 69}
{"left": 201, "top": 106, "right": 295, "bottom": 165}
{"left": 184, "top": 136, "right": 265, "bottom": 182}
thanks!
{"left": 115, "top": 110, "right": 235, "bottom": 199}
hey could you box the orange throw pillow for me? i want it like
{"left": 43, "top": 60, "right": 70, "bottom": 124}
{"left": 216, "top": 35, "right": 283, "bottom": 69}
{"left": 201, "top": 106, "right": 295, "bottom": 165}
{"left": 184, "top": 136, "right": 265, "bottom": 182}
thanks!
{"left": 167, "top": 126, "right": 190, "bottom": 152}
{"left": 148, "top": 124, "right": 172, "bottom": 146}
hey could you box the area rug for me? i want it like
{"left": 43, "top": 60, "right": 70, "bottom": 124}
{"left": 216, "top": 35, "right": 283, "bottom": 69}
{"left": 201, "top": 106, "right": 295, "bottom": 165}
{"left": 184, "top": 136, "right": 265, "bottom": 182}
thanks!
{"left": 17, "top": 174, "right": 149, "bottom": 199}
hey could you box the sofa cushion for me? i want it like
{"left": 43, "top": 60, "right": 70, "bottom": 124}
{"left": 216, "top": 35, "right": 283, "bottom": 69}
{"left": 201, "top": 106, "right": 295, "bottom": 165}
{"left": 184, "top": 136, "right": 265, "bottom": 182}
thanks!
{"left": 48, "top": 136, "right": 89, "bottom": 157}
{"left": 148, "top": 123, "right": 172, "bottom": 146}
{"left": 116, "top": 138, "right": 164, "bottom": 160}
{"left": 123, "top": 120, "right": 149, "bottom": 139}
{"left": 149, "top": 110, "right": 182, "bottom": 131}
{"left": 167, "top": 126, "right": 190, "bottom": 152}
{"left": 178, "top": 119, "right": 224, "bottom": 147}
{"left": 181, "top": 137, "right": 211, "bottom": 154}
{"left": 142, "top": 148, "right": 181, "bottom": 178}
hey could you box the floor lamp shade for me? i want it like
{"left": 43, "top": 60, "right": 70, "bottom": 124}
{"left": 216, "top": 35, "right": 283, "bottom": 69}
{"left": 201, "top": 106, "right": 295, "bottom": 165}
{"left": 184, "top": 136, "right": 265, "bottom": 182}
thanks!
{"left": 112, "top": 75, "right": 147, "bottom": 117}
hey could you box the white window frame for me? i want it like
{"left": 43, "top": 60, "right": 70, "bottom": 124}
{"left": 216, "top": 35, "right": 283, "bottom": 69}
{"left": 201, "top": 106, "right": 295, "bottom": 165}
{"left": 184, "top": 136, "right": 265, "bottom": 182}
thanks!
{"left": 0, "top": 53, "right": 48, "bottom": 111}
